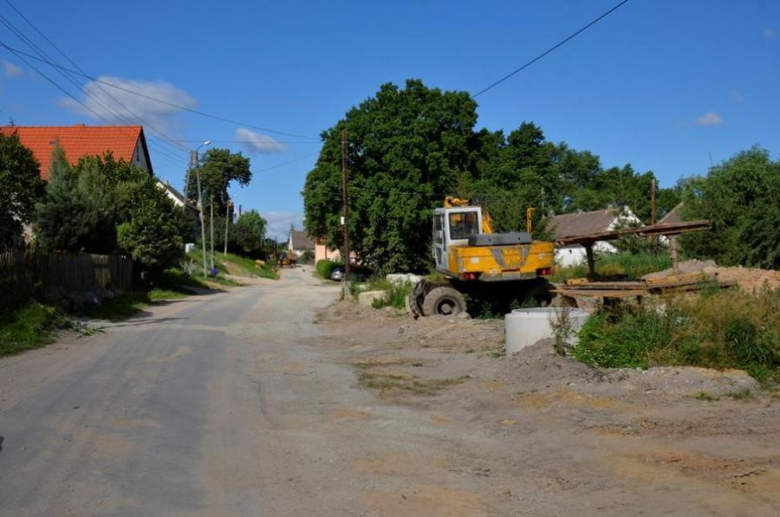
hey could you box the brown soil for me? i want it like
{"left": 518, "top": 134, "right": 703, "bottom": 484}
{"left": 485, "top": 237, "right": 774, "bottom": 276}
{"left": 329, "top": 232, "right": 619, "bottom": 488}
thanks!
{"left": 312, "top": 300, "right": 780, "bottom": 516}
{"left": 644, "top": 259, "right": 780, "bottom": 292}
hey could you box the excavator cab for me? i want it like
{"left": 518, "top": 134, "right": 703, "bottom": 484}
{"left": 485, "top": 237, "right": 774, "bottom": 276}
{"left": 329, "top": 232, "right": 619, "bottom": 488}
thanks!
{"left": 432, "top": 207, "right": 482, "bottom": 272}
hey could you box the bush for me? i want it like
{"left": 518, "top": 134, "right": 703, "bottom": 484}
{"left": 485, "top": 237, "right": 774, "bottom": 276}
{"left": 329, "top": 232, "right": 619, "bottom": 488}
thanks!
{"left": 368, "top": 278, "right": 413, "bottom": 310}
{"left": 316, "top": 259, "right": 342, "bottom": 279}
{"left": 572, "top": 287, "right": 780, "bottom": 383}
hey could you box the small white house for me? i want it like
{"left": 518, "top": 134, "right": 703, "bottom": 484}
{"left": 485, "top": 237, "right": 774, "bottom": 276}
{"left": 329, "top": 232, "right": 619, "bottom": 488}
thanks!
{"left": 549, "top": 207, "right": 641, "bottom": 267}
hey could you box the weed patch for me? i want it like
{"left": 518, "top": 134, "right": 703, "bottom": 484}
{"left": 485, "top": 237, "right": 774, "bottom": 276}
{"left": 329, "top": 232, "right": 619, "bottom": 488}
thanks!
{"left": 571, "top": 287, "right": 780, "bottom": 383}
{"left": 0, "top": 302, "right": 67, "bottom": 356}
{"left": 357, "top": 371, "right": 469, "bottom": 395}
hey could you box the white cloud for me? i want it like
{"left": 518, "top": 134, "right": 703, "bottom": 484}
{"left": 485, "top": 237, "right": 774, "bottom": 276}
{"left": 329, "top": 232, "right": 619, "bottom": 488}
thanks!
{"left": 3, "top": 60, "right": 23, "bottom": 79}
{"left": 261, "top": 211, "right": 304, "bottom": 240}
{"left": 235, "top": 128, "right": 286, "bottom": 154}
{"left": 59, "top": 76, "right": 196, "bottom": 137}
{"left": 695, "top": 111, "right": 723, "bottom": 126}
{"left": 762, "top": 28, "right": 776, "bottom": 40}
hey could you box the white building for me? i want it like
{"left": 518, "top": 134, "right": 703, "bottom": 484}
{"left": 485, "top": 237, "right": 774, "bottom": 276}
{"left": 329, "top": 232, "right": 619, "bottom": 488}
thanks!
{"left": 549, "top": 207, "right": 641, "bottom": 267}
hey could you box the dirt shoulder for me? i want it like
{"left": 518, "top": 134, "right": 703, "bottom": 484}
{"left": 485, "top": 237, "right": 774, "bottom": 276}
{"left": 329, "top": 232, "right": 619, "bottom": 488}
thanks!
{"left": 313, "top": 300, "right": 780, "bottom": 516}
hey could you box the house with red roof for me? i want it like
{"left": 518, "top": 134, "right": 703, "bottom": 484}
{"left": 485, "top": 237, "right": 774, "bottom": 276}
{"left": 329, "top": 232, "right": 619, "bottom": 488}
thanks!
{"left": 0, "top": 124, "right": 153, "bottom": 180}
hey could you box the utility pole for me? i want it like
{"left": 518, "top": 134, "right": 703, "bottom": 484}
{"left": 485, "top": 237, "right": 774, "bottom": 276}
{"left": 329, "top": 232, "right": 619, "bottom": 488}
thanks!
{"left": 650, "top": 178, "right": 656, "bottom": 225}
{"left": 192, "top": 150, "right": 208, "bottom": 278}
{"left": 224, "top": 200, "right": 232, "bottom": 255}
{"left": 341, "top": 129, "right": 350, "bottom": 281}
{"left": 210, "top": 194, "right": 215, "bottom": 270}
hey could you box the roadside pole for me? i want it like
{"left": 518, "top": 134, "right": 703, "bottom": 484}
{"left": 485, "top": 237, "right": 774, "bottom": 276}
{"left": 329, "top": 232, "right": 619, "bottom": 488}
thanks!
{"left": 210, "top": 194, "right": 215, "bottom": 271}
{"left": 224, "top": 200, "right": 232, "bottom": 255}
{"left": 192, "top": 150, "right": 208, "bottom": 278}
{"left": 341, "top": 129, "right": 351, "bottom": 283}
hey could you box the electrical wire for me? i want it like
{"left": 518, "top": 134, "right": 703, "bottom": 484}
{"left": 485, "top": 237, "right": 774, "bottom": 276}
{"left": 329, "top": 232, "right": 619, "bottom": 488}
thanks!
{"left": 0, "top": 4, "right": 190, "bottom": 162}
{"left": 0, "top": 42, "right": 317, "bottom": 141}
{"left": 472, "top": 0, "right": 631, "bottom": 98}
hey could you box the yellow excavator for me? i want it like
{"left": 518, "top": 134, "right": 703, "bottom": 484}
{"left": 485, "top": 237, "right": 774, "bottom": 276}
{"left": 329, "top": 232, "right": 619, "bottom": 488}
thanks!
{"left": 408, "top": 197, "right": 555, "bottom": 317}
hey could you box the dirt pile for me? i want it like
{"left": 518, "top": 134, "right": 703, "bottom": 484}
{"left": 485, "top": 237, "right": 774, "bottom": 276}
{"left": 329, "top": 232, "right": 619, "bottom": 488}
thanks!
{"left": 644, "top": 259, "right": 780, "bottom": 292}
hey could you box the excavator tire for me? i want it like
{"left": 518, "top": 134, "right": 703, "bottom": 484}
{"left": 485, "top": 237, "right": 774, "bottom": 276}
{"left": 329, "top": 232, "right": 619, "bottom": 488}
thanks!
{"left": 407, "top": 280, "right": 428, "bottom": 318}
{"left": 422, "top": 286, "right": 467, "bottom": 317}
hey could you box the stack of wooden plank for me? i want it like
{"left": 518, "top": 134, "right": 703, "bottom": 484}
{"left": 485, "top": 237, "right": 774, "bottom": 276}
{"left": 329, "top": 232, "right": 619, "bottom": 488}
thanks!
{"left": 554, "top": 272, "right": 735, "bottom": 303}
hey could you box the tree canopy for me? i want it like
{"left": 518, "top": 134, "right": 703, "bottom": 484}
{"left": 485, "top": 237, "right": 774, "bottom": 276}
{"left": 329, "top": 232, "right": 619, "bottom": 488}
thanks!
{"left": 0, "top": 132, "right": 45, "bottom": 251}
{"left": 35, "top": 149, "right": 192, "bottom": 271}
{"left": 680, "top": 147, "right": 780, "bottom": 269}
{"left": 233, "top": 210, "right": 267, "bottom": 256}
{"left": 186, "top": 148, "right": 251, "bottom": 215}
{"left": 303, "top": 79, "right": 677, "bottom": 274}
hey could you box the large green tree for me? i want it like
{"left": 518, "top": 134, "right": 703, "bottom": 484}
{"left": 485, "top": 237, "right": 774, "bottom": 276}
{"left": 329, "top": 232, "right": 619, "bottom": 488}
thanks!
{"left": 0, "top": 132, "right": 45, "bottom": 250}
{"left": 680, "top": 147, "right": 780, "bottom": 268}
{"left": 304, "top": 79, "right": 479, "bottom": 273}
{"left": 186, "top": 148, "right": 251, "bottom": 215}
{"left": 233, "top": 210, "right": 267, "bottom": 255}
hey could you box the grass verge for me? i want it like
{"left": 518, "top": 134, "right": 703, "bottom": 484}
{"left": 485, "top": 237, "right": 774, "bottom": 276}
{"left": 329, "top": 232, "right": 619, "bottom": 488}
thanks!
{"left": 0, "top": 302, "right": 67, "bottom": 357}
{"left": 571, "top": 286, "right": 780, "bottom": 384}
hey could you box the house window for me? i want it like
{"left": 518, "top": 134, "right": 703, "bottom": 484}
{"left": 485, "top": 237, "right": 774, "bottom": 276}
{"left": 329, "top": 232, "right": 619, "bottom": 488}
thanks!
{"left": 449, "top": 212, "right": 478, "bottom": 240}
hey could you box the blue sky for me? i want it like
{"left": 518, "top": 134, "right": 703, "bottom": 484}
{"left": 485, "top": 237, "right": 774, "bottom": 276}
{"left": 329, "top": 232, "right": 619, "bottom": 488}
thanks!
{"left": 0, "top": 0, "right": 778, "bottom": 238}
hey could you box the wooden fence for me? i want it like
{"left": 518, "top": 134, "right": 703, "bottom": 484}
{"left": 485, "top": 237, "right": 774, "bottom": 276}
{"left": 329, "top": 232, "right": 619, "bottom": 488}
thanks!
{"left": 0, "top": 252, "right": 134, "bottom": 311}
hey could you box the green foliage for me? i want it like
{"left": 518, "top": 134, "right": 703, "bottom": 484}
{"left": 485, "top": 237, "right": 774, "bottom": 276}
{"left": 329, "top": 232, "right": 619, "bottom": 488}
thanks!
{"left": 316, "top": 259, "right": 342, "bottom": 279}
{"left": 232, "top": 210, "right": 267, "bottom": 255}
{"left": 367, "top": 278, "right": 412, "bottom": 310}
{"left": 186, "top": 148, "right": 251, "bottom": 215}
{"left": 0, "top": 301, "right": 65, "bottom": 356}
{"left": 304, "top": 79, "right": 479, "bottom": 274}
{"left": 304, "top": 79, "right": 676, "bottom": 274}
{"left": 0, "top": 132, "right": 45, "bottom": 251}
{"left": 35, "top": 150, "right": 190, "bottom": 272}
{"left": 680, "top": 147, "right": 780, "bottom": 269}
{"left": 551, "top": 251, "right": 671, "bottom": 283}
{"left": 572, "top": 287, "right": 780, "bottom": 384}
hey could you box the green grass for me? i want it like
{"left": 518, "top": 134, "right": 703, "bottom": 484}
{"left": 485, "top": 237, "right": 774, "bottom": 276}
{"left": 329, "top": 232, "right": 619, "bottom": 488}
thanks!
{"left": 0, "top": 302, "right": 67, "bottom": 356}
{"left": 571, "top": 286, "right": 780, "bottom": 384}
{"left": 551, "top": 252, "right": 672, "bottom": 283}
{"left": 220, "top": 252, "right": 278, "bottom": 279}
{"left": 365, "top": 277, "right": 413, "bottom": 310}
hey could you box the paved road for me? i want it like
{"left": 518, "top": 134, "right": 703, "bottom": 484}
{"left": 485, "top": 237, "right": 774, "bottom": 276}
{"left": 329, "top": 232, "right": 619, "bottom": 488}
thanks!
{"left": 0, "top": 269, "right": 344, "bottom": 516}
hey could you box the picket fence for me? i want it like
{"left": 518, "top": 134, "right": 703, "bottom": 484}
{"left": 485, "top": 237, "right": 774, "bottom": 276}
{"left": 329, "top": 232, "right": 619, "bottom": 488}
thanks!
{"left": 0, "top": 252, "right": 134, "bottom": 311}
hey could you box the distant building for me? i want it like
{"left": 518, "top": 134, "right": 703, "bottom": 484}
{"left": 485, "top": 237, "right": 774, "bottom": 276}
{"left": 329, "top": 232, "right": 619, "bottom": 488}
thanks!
{"left": 549, "top": 207, "right": 641, "bottom": 267}
{"left": 314, "top": 239, "right": 341, "bottom": 263}
{"left": 288, "top": 230, "right": 315, "bottom": 257}
{"left": 0, "top": 124, "right": 153, "bottom": 179}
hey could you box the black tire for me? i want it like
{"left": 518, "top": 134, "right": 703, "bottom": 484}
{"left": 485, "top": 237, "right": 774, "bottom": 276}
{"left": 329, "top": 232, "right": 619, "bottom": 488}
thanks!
{"left": 422, "top": 287, "right": 467, "bottom": 317}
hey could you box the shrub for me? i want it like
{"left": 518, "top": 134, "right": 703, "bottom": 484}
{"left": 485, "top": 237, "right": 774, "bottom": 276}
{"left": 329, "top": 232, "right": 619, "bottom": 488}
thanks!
{"left": 369, "top": 279, "right": 413, "bottom": 310}
{"left": 316, "top": 259, "right": 342, "bottom": 279}
{"left": 572, "top": 287, "right": 780, "bottom": 383}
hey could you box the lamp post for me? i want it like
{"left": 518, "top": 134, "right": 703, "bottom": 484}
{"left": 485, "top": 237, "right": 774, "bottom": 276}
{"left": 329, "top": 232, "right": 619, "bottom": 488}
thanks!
{"left": 191, "top": 140, "right": 211, "bottom": 278}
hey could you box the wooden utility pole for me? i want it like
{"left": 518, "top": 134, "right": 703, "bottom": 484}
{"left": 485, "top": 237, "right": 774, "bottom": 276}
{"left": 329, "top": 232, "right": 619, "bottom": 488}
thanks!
{"left": 192, "top": 150, "right": 208, "bottom": 278}
{"left": 341, "top": 129, "right": 351, "bottom": 281}
{"left": 650, "top": 178, "right": 656, "bottom": 225}
{"left": 224, "top": 200, "right": 232, "bottom": 255}
{"left": 210, "top": 194, "right": 215, "bottom": 270}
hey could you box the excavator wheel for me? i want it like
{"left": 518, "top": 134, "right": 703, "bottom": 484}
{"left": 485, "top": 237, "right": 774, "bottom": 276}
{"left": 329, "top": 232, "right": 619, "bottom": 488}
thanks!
{"left": 422, "top": 287, "right": 467, "bottom": 317}
{"left": 407, "top": 280, "right": 428, "bottom": 318}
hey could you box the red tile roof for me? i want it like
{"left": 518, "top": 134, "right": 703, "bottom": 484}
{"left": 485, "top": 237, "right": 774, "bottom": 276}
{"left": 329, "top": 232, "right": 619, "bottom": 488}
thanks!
{"left": 0, "top": 125, "right": 150, "bottom": 181}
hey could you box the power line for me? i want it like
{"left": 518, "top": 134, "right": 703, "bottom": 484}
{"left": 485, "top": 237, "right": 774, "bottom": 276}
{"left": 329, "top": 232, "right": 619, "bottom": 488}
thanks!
{"left": 0, "top": 42, "right": 317, "bottom": 140}
{"left": 0, "top": 19, "right": 189, "bottom": 166}
{"left": 0, "top": 3, "right": 190, "bottom": 161}
{"left": 472, "top": 0, "right": 631, "bottom": 98}
{"left": 150, "top": 138, "right": 322, "bottom": 145}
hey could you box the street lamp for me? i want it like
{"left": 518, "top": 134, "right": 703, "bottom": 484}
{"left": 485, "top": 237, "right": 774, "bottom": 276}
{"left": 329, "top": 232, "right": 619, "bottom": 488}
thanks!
{"left": 190, "top": 140, "right": 211, "bottom": 278}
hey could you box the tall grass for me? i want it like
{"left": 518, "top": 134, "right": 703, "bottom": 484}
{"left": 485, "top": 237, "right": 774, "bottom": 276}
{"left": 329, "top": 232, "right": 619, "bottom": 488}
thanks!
{"left": 572, "top": 287, "right": 780, "bottom": 384}
{"left": 552, "top": 251, "right": 671, "bottom": 283}
{"left": 365, "top": 277, "right": 413, "bottom": 310}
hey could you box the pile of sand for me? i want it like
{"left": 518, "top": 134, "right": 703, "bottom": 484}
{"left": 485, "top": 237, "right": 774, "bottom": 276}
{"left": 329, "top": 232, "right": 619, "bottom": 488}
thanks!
{"left": 644, "top": 260, "right": 780, "bottom": 292}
